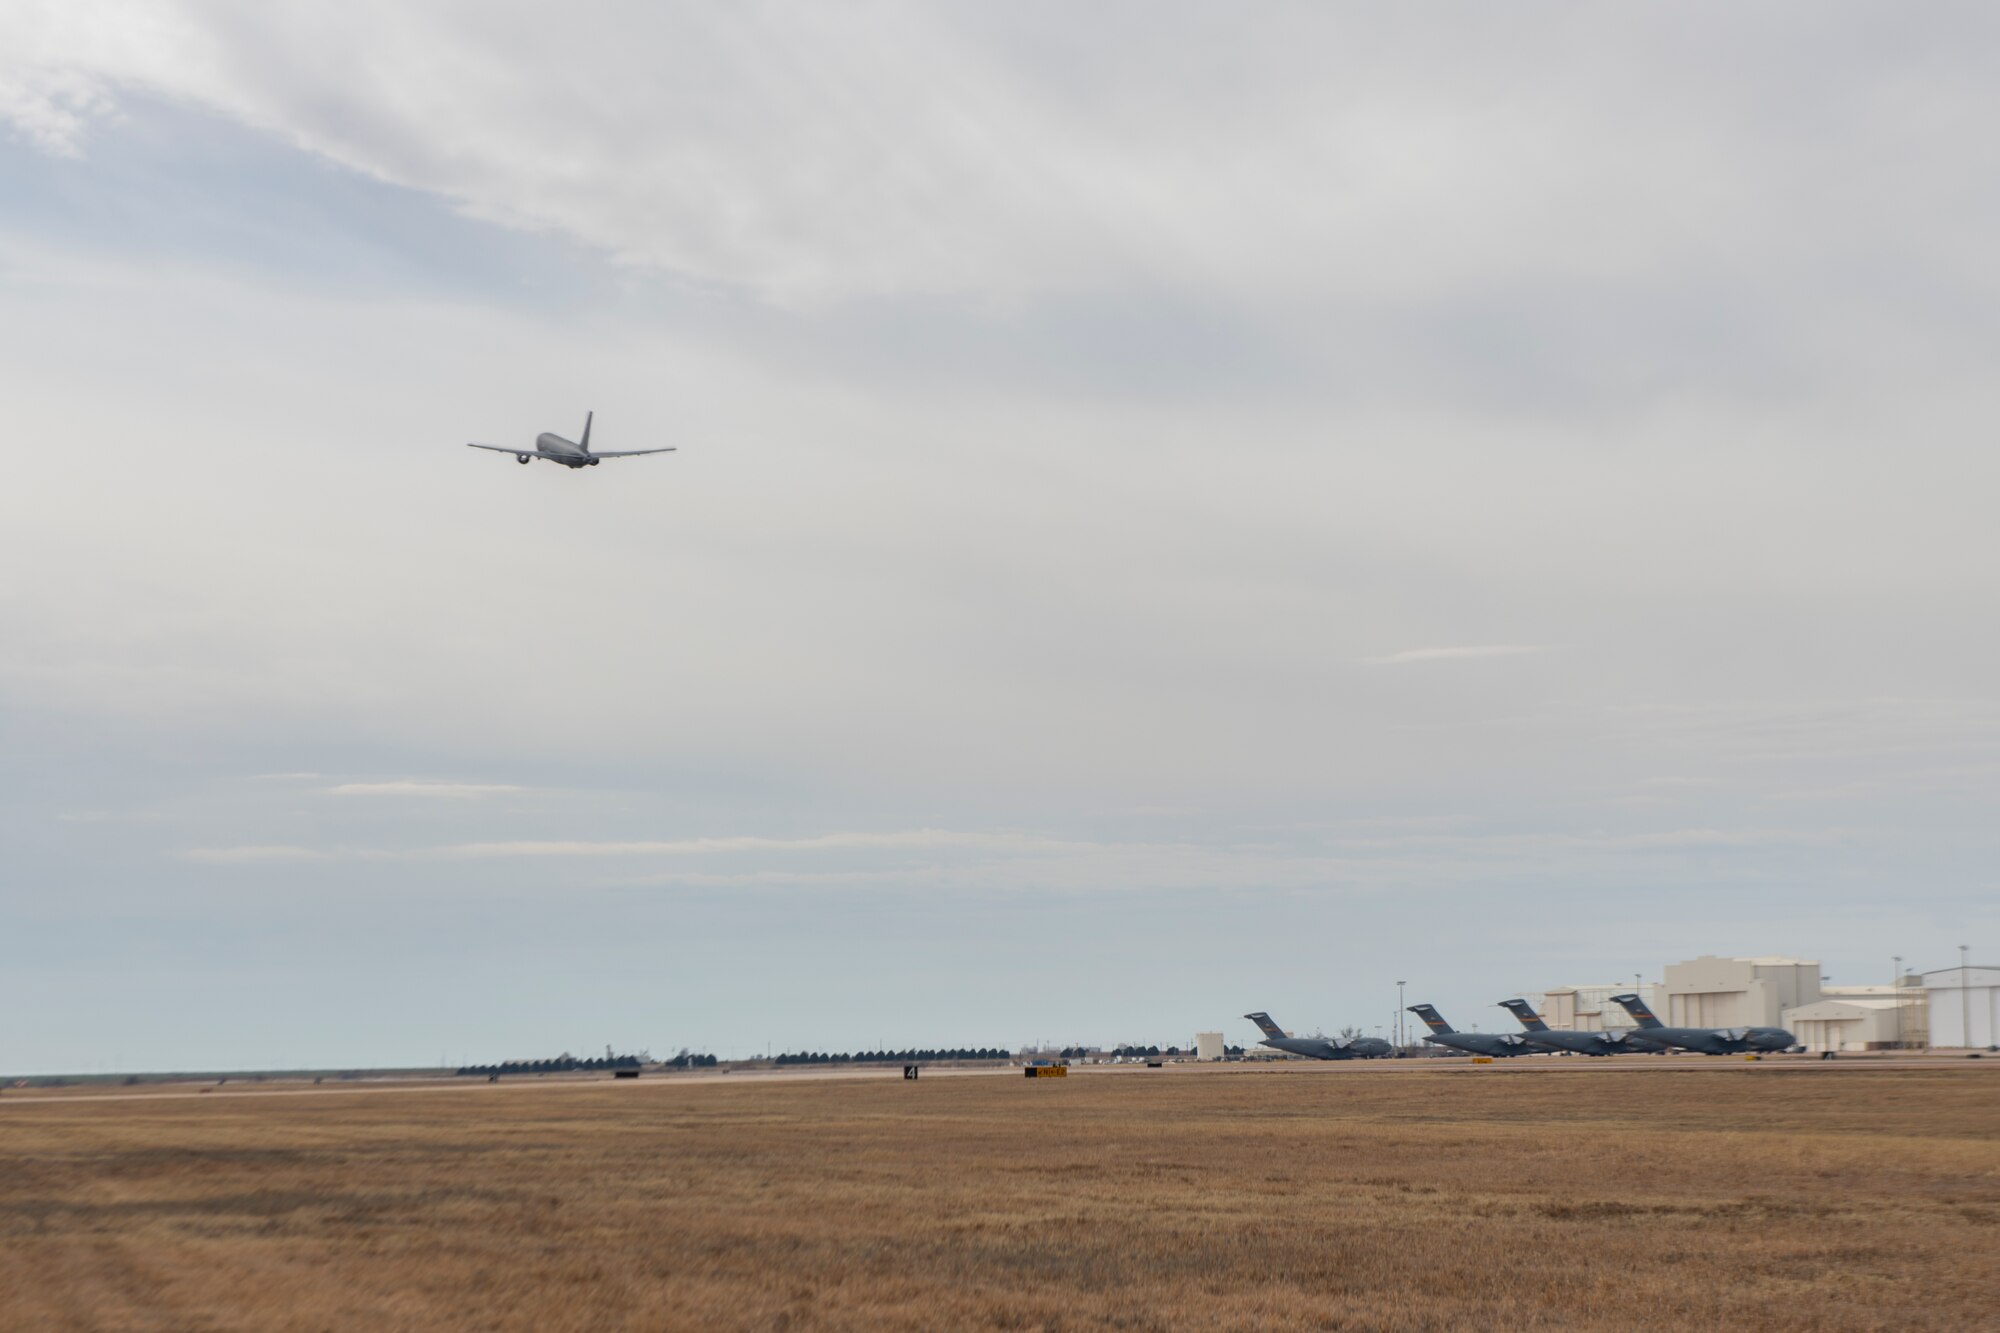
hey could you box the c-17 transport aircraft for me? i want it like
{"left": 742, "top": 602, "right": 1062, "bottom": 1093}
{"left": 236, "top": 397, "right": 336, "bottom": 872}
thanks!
{"left": 466, "top": 412, "right": 675, "bottom": 469}
{"left": 1609, "top": 993, "right": 1797, "bottom": 1054}
{"left": 1244, "top": 1012, "right": 1391, "bottom": 1060}
{"left": 1406, "top": 1004, "right": 1535, "bottom": 1057}
{"left": 1496, "top": 998, "right": 1647, "bottom": 1056}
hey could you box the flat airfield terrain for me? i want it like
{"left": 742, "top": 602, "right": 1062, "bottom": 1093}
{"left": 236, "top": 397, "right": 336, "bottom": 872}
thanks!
{"left": 3, "top": 1061, "right": 1997, "bottom": 1331}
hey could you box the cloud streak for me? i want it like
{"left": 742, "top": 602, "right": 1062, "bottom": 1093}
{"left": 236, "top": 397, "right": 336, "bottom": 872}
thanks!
{"left": 1362, "top": 645, "right": 1549, "bottom": 666}
{"left": 179, "top": 824, "right": 1820, "bottom": 869}
{"left": 434, "top": 830, "right": 1092, "bottom": 858}
{"left": 325, "top": 781, "right": 525, "bottom": 798}
{"left": 178, "top": 829, "right": 1106, "bottom": 864}
{"left": 183, "top": 844, "right": 344, "bottom": 864}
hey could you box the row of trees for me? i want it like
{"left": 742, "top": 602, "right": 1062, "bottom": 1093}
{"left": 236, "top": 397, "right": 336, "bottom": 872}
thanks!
{"left": 457, "top": 1052, "right": 643, "bottom": 1076}
{"left": 773, "top": 1049, "right": 1010, "bottom": 1066}
{"left": 662, "top": 1052, "right": 719, "bottom": 1068}
{"left": 1058, "top": 1045, "right": 1242, "bottom": 1058}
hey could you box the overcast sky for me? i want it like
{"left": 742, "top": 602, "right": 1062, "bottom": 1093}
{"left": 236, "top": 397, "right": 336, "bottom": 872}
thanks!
{"left": 4, "top": 3, "right": 1997, "bottom": 1072}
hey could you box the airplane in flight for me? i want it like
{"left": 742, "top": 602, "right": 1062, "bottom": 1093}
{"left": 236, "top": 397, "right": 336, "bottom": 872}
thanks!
{"left": 1406, "top": 1004, "right": 1536, "bottom": 1057}
{"left": 1496, "top": 998, "right": 1648, "bottom": 1056}
{"left": 1609, "top": 993, "right": 1797, "bottom": 1054}
{"left": 466, "top": 412, "right": 674, "bottom": 469}
{"left": 1244, "top": 1012, "right": 1391, "bottom": 1060}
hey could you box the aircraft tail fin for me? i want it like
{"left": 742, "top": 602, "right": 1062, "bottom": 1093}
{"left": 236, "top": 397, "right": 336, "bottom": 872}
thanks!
{"left": 1407, "top": 1004, "right": 1453, "bottom": 1035}
{"left": 1610, "top": 993, "right": 1663, "bottom": 1027}
{"left": 1243, "top": 1012, "right": 1285, "bottom": 1041}
{"left": 1499, "top": 999, "right": 1549, "bottom": 1031}
{"left": 580, "top": 411, "right": 593, "bottom": 452}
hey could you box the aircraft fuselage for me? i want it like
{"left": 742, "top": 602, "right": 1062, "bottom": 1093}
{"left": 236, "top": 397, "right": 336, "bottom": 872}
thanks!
{"left": 1420, "top": 1030, "right": 1535, "bottom": 1057}
{"left": 531, "top": 432, "right": 597, "bottom": 468}
{"left": 1513, "top": 1029, "right": 1640, "bottom": 1056}
{"left": 1624, "top": 1026, "right": 1795, "bottom": 1055}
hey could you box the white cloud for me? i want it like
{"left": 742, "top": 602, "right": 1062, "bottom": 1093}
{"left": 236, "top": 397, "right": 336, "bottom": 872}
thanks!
{"left": 326, "top": 781, "right": 525, "bottom": 798}
{"left": 426, "top": 830, "right": 1096, "bottom": 860}
{"left": 1362, "top": 645, "right": 1549, "bottom": 666}
{"left": 0, "top": 68, "right": 110, "bottom": 156}
{"left": 12, "top": 3, "right": 1999, "bottom": 313}
{"left": 176, "top": 823, "right": 1817, "bottom": 876}
{"left": 183, "top": 844, "right": 337, "bottom": 863}
{"left": 175, "top": 830, "right": 1094, "bottom": 865}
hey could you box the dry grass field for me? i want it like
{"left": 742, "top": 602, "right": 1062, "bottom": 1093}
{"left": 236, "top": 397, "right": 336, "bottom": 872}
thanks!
{"left": 2, "top": 1063, "right": 1997, "bottom": 1331}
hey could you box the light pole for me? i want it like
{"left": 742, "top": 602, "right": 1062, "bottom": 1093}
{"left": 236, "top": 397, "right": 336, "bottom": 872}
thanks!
{"left": 1397, "top": 981, "right": 1406, "bottom": 1048}
{"left": 1892, "top": 955, "right": 1903, "bottom": 1049}
{"left": 1962, "top": 944, "right": 1973, "bottom": 1049}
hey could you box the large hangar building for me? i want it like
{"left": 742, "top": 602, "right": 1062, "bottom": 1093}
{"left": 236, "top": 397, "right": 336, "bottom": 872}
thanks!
{"left": 1535, "top": 956, "right": 1820, "bottom": 1035}
{"left": 1536, "top": 984, "right": 1666, "bottom": 1032}
{"left": 1923, "top": 965, "right": 2000, "bottom": 1048}
{"left": 1662, "top": 955, "right": 1821, "bottom": 1028}
{"left": 1784, "top": 993, "right": 1902, "bottom": 1052}
{"left": 1532, "top": 955, "right": 1947, "bottom": 1052}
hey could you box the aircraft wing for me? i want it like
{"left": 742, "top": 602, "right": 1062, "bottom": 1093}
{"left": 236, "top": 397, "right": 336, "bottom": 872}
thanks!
{"left": 466, "top": 443, "right": 575, "bottom": 461}
{"left": 585, "top": 447, "right": 677, "bottom": 457}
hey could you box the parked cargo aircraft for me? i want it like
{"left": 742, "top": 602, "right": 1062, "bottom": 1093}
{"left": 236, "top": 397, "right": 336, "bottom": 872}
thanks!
{"left": 1244, "top": 1012, "right": 1391, "bottom": 1060}
{"left": 1609, "top": 993, "right": 1797, "bottom": 1054}
{"left": 466, "top": 412, "right": 674, "bottom": 469}
{"left": 1406, "top": 1004, "right": 1535, "bottom": 1057}
{"left": 1497, "top": 998, "right": 1646, "bottom": 1056}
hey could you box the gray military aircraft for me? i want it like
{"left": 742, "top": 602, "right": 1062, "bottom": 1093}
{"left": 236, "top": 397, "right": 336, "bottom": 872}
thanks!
{"left": 466, "top": 412, "right": 674, "bottom": 469}
{"left": 1406, "top": 1004, "right": 1535, "bottom": 1057}
{"left": 1244, "top": 1012, "right": 1391, "bottom": 1060}
{"left": 1496, "top": 998, "right": 1646, "bottom": 1056}
{"left": 1609, "top": 993, "right": 1797, "bottom": 1054}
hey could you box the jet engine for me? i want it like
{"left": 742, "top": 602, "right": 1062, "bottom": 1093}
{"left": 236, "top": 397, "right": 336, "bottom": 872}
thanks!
{"left": 517, "top": 454, "right": 531, "bottom": 464}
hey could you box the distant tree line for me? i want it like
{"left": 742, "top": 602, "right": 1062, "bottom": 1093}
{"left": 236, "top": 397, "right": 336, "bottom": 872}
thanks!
{"left": 1059, "top": 1045, "right": 1186, "bottom": 1058}
{"left": 773, "top": 1049, "right": 1009, "bottom": 1066}
{"left": 662, "top": 1052, "right": 719, "bottom": 1068}
{"left": 457, "top": 1052, "right": 643, "bottom": 1077}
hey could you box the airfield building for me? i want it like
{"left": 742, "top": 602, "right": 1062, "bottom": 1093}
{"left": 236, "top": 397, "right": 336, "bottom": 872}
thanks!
{"left": 1195, "top": 1031, "right": 1226, "bottom": 1062}
{"left": 1662, "top": 955, "right": 1821, "bottom": 1028}
{"left": 1801, "top": 982, "right": 1928, "bottom": 1050}
{"left": 1922, "top": 965, "right": 2000, "bottom": 1048}
{"left": 1782, "top": 995, "right": 1904, "bottom": 1052}
{"left": 1536, "top": 984, "right": 1666, "bottom": 1032}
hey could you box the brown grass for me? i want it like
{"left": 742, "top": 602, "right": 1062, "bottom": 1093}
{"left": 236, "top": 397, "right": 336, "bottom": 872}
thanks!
{"left": 2, "top": 1063, "right": 1997, "bottom": 1331}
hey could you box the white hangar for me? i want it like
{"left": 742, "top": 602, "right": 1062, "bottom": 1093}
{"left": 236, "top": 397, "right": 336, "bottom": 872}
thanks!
{"left": 1923, "top": 966, "right": 2000, "bottom": 1049}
